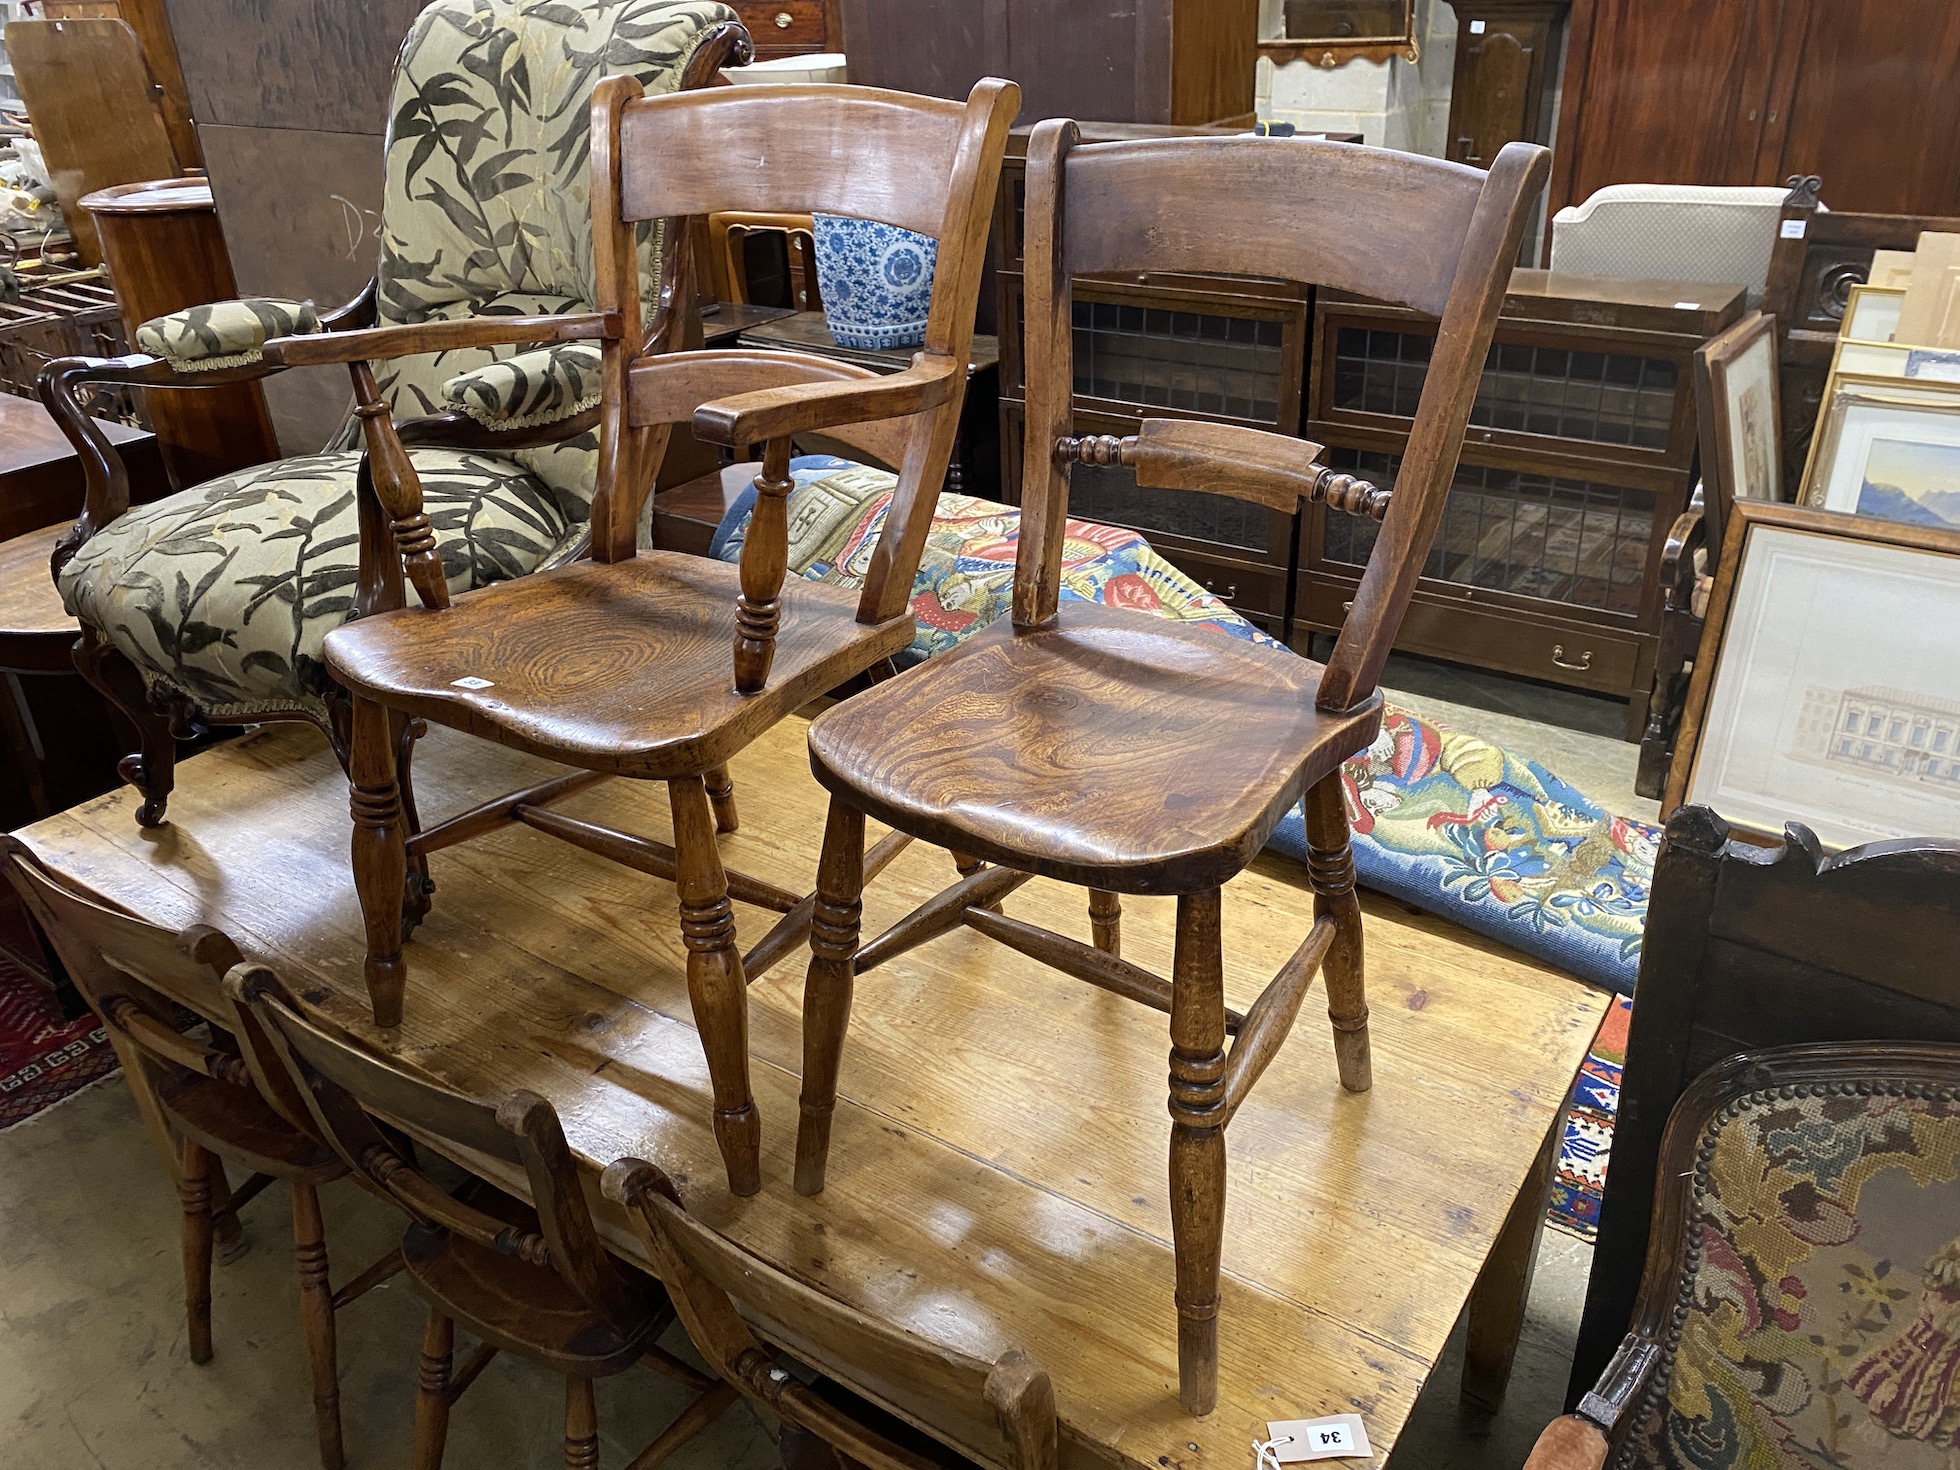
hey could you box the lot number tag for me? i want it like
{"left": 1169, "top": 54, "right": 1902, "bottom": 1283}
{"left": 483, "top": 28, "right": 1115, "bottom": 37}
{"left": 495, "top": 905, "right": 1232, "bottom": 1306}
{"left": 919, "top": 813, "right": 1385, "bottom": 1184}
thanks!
{"left": 1259, "top": 1414, "right": 1372, "bottom": 1463}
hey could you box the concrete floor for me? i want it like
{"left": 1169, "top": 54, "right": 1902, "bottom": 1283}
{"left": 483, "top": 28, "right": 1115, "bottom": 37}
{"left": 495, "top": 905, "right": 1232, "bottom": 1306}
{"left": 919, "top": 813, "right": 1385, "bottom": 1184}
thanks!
{"left": 2, "top": 654, "right": 1638, "bottom": 1470}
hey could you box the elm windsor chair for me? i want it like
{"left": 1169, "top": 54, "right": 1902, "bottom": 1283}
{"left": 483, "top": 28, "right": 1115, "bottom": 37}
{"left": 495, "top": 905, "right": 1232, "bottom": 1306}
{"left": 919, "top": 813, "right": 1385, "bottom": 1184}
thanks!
{"left": 605, "top": 1159, "right": 1059, "bottom": 1470}
{"left": 3, "top": 840, "right": 404, "bottom": 1470}
{"left": 229, "top": 965, "right": 739, "bottom": 1470}
{"left": 794, "top": 123, "right": 1550, "bottom": 1414}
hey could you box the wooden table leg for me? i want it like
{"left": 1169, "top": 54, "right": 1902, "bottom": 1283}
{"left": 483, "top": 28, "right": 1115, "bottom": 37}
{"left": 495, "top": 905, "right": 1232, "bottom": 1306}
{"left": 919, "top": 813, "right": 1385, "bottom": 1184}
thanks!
{"left": 1461, "top": 1111, "right": 1560, "bottom": 1409}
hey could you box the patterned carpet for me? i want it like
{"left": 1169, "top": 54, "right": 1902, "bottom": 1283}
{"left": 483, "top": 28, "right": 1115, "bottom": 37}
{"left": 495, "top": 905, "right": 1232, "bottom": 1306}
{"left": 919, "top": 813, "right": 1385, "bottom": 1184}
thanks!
{"left": 1547, "top": 994, "right": 1631, "bottom": 1240}
{"left": 0, "top": 895, "right": 116, "bottom": 1130}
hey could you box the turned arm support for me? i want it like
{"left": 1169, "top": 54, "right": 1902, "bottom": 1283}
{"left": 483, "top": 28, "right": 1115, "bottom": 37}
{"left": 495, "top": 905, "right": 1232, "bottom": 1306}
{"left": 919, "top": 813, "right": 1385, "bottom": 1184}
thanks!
{"left": 691, "top": 355, "right": 960, "bottom": 448}
{"left": 1054, "top": 419, "right": 1390, "bottom": 521}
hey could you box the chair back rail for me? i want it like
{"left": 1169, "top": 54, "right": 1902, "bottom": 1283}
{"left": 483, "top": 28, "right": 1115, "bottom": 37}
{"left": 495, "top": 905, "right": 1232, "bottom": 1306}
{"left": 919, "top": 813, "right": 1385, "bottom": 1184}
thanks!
{"left": 229, "top": 965, "right": 657, "bottom": 1341}
{"left": 605, "top": 1159, "right": 1057, "bottom": 1470}
{"left": 1013, "top": 125, "right": 1549, "bottom": 712}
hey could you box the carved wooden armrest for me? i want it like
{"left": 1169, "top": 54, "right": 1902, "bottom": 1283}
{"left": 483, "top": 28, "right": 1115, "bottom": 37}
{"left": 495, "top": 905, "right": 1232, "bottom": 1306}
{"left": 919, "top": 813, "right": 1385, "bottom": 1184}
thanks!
{"left": 259, "top": 310, "right": 620, "bottom": 368}
{"left": 691, "top": 355, "right": 961, "bottom": 447}
{"left": 1054, "top": 419, "right": 1390, "bottom": 520}
{"left": 1660, "top": 507, "right": 1705, "bottom": 610}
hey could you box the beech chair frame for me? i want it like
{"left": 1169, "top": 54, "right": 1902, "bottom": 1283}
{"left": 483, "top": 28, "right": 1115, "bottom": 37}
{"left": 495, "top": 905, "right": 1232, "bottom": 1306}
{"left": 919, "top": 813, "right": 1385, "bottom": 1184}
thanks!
{"left": 793, "top": 124, "right": 1550, "bottom": 1414}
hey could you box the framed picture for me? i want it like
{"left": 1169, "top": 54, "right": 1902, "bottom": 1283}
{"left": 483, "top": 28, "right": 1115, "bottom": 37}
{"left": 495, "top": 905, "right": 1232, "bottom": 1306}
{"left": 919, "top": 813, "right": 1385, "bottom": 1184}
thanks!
{"left": 1693, "top": 311, "right": 1780, "bottom": 559}
{"left": 1665, "top": 501, "right": 1960, "bottom": 849}
{"left": 1800, "top": 377, "right": 1960, "bottom": 529}
{"left": 1841, "top": 283, "right": 1904, "bottom": 344}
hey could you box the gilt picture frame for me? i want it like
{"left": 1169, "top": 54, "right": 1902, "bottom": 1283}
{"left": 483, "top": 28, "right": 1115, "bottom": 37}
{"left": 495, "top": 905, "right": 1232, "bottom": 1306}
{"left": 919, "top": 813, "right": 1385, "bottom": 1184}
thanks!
{"left": 1800, "top": 376, "right": 1960, "bottom": 530}
{"left": 1665, "top": 501, "right": 1960, "bottom": 849}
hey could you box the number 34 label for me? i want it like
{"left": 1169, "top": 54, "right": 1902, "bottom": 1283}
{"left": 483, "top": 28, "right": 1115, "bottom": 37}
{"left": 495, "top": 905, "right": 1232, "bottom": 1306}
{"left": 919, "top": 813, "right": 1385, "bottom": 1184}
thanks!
{"left": 1260, "top": 1414, "right": 1373, "bottom": 1463}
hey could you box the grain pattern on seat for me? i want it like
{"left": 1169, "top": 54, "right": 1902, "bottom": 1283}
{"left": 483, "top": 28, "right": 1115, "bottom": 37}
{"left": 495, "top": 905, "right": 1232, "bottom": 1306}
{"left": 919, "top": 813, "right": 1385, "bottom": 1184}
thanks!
{"left": 808, "top": 604, "right": 1383, "bottom": 893}
{"left": 158, "top": 1071, "right": 343, "bottom": 1181}
{"left": 327, "top": 551, "right": 915, "bottom": 779}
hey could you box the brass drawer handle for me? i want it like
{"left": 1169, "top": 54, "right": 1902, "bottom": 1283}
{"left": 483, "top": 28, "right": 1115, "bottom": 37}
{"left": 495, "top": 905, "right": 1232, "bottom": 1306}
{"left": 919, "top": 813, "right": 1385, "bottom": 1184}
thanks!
{"left": 1207, "top": 581, "right": 1238, "bottom": 601}
{"left": 1341, "top": 599, "right": 1353, "bottom": 613}
{"left": 1551, "top": 644, "right": 1593, "bottom": 672}
{"left": 774, "top": 9, "right": 794, "bottom": 25}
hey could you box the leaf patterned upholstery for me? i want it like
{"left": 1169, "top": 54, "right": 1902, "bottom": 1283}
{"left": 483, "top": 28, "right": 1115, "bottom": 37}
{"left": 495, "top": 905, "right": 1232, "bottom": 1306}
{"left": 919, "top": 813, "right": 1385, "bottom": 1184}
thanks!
{"left": 135, "top": 298, "right": 322, "bottom": 371}
{"left": 1617, "top": 1075, "right": 1960, "bottom": 1469}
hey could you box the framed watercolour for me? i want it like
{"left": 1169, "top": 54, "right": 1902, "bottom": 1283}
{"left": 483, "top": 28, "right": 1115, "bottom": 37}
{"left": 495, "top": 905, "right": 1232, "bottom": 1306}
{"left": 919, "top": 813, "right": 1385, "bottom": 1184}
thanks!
{"left": 1665, "top": 501, "right": 1960, "bottom": 849}
{"left": 1841, "top": 283, "right": 1904, "bottom": 345}
{"left": 1800, "top": 377, "right": 1960, "bottom": 529}
{"left": 1693, "top": 311, "right": 1780, "bottom": 558}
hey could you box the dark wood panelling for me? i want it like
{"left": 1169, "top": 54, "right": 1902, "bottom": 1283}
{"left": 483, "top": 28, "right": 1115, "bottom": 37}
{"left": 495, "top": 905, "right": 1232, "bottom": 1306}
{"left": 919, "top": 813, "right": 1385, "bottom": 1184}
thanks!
{"left": 162, "top": 0, "right": 425, "bottom": 131}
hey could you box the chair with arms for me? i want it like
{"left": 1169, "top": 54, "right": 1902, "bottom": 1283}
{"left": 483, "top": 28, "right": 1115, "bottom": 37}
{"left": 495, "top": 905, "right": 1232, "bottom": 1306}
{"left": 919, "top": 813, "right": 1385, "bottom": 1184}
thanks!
{"left": 2, "top": 838, "right": 403, "bottom": 1470}
{"left": 319, "top": 77, "right": 1019, "bottom": 1197}
{"left": 1527, "top": 1040, "right": 1960, "bottom": 1470}
{"left": 792, "top": 124, "right": 1549, "bottom": 1414}
{"left": 228, "top": 963, "right": 738, "bottom": 1470}
{"left": 41, "top": 0, "right": 749, "bottom": 838}
{"left": 605, "top": 1157, "right": 1058, "bottom": 1470}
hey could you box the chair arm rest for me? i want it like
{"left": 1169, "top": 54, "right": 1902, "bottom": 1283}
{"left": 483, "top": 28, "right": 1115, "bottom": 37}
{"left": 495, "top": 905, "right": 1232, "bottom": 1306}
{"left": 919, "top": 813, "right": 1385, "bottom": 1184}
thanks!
{"left": 691, "top": 355, "right": 960, "bottom": 446}
{"left": 261, "top": 310, "right": 620, "bottom": 368}
{"left": 135, "top": 297, "right": 322, "bottom": 371}
{"left": 1523, "top": 1417, "right": 1609, "bottom": 1470}
{"left": 440, "top": 342, "right": 602, "bottom": 429}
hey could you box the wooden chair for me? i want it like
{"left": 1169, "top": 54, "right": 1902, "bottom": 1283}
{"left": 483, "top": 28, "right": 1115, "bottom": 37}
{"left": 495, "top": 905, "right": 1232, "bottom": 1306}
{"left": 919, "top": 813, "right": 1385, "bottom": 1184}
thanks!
{"left": 710, "top": 210, "right": 823, "bottom": 310}
{"left": 605, "top": 1158, "right": 1057, "bottom": 1470}
{"left": 1528, "top": 1040, "right": 1960, "bottom": 1470}
{"left": 228, "top": 964, "right": 739, "bottom": 1470}
{"left": 320, "top": 77, "right": 1020, "bottom": 1197}
{"left": 792, "top": 124, "right": 1549, "bottom": 1415}
{"left": 2, "top": 839, "right": 402, "bottom": 1470}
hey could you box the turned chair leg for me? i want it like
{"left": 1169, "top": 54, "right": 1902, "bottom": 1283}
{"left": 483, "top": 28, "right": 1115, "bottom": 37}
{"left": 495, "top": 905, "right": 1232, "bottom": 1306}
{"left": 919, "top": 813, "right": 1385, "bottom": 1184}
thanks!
{"left": 1167, "top": 889, "right": 1227, "bottom": 1417}
{"left": 565, "top": 1377, "right": 600, "bottom": 1470}
{"left": 1088, "top": 889, "right": 1122, "bottom": 956}
{"left": 951, "top": 850, "right": 1003, "bottom": 914}
{"left": 411, "top": 1308, "right": 454, "bottom": 1470}
{"left": 1303, "top": 774, "right": 1371, "bottom": 1092}
{"left": 291, "top": 1183, "right": 344, "bottom": 1470}
{"left": 705, "top": 763, "right": 740, "bottom": 833}
{"left": 349, "top": 695, "right": 409, "bottom": 1028}
{"left": 73, "top": 632, "right": 176, "bottom": 827}
{"left": 670, "top": 775, "right": 762, "bottom": 1196}
{"left": 797, "top": 797, "right": 865, "bottom": 1196}
{"left": 179, "top": 1138, "right": 215, "bottom": 1364}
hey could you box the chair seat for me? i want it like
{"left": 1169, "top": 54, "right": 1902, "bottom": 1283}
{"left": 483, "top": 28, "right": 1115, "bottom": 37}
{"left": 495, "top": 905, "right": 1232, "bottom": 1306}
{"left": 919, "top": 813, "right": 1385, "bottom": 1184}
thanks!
{"left": 325, "top": 550, "right": 915, "bottom": 779}
{"left": 401, "top": 1183, "right": 660, "bottom": 1377}
{"left": 807, "top": 603, "right": 1384, "bottom": 894}
{"left": 157, "top": 1071, "right": 344, "bottom": 1184}
{"left": 57, "top": 449, "right": 578, "bottom": 718}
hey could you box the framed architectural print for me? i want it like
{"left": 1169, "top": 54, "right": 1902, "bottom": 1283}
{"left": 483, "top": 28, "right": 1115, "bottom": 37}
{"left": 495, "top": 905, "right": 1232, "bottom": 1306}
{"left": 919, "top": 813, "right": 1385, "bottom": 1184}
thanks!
{"left": 1665, "top": 501, "right": 1960, "bottom": 848}
{"left": 1801, "top": 377, "right": 1960, "bottom": 528}
{"left": 1693, "top": 311, "right": 1780, "bottom": 557}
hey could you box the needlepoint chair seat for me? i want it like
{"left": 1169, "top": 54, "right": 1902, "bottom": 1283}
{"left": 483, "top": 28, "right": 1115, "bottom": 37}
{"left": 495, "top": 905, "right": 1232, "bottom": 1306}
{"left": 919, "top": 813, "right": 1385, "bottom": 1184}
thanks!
{"left": 328, "top": 550, "right": 912, "bottom": 777}
{"left": 807, "top": 604, "right": 1384, "bottom": 893}
{"left": 60, "top": 449, "right": 577, "bottom": 717}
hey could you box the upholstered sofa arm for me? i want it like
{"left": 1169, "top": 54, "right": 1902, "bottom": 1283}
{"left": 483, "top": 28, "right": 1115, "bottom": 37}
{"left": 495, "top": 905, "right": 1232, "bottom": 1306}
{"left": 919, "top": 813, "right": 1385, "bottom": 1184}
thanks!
{"left": 135, "top": 298, "right": 323, "bottom": 372}
{"left": 441, "top": 342, "right": 603, "bottom": 429}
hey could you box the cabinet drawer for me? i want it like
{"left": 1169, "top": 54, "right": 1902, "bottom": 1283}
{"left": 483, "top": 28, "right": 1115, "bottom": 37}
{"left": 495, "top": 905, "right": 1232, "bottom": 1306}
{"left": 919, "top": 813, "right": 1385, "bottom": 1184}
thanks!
{"left": 735, "top": 1, "right": 828, "bottom": 49}
{"left": 1160, "top": 549, "right": 1288, "bottom": 621}
{"left": 1303, "top": 581, "right": 1645, "bottom": 696}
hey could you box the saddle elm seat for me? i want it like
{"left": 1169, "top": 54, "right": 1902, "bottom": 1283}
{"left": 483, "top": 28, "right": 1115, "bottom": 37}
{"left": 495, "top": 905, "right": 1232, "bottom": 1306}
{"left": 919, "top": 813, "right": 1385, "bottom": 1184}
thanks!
{"left": 806, "top": 604, "right": 1385, "bottom": 893}
{"left": 326, "top": 551, "right": 913, "bottom": 777}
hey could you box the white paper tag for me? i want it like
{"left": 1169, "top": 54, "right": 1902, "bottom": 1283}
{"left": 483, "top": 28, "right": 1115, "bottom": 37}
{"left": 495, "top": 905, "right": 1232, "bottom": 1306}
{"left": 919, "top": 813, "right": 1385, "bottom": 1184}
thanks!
{"left": 1261, "top": 1414, "right": 1372, "bottom": 1462}
{"left": 1469, "top": 18, "right": 1486, "bottom": 32}
{"left": 1672, "top": 300, "right": 1699, "bottom": 311}
{"left": 1779, "top": 218, "right": 1808, "bottom": 238}
{"left": 450, "top": 676, "right": 494, "bottom": 690}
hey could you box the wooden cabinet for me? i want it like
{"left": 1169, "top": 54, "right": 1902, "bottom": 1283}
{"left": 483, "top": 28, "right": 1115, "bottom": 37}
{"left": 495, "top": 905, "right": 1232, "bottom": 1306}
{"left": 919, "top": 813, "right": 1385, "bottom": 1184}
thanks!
{"left": 1297, "top": 275, "right": 1743, "bottom": 736}
{"left": 1444, "top": 0, "right": 1566, "bottom": 171}
{"left": 730, "top": 0, "right": 838, "bottom": 60}
{"left": 1550, "top": 0, "right": 1960, "bottom": 219}
{"left": 837, "top": 0, "right": 1258, "bottom": 125}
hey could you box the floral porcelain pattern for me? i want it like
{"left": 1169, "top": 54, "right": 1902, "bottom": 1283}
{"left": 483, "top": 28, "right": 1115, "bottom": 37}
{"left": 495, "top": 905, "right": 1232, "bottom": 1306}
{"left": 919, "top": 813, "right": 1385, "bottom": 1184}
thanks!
{"left": 811, "top": 212, "right": 938, "bottom": 349}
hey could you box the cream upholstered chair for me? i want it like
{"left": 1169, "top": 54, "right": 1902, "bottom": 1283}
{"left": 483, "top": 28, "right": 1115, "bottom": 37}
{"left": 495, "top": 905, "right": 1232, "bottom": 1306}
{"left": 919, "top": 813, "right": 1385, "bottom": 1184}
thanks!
{"left": 1549, "top": 183, "right": 1809, "bottom": 308}
{"left": 41, "top": 0, "right": 747, "bottom": 841}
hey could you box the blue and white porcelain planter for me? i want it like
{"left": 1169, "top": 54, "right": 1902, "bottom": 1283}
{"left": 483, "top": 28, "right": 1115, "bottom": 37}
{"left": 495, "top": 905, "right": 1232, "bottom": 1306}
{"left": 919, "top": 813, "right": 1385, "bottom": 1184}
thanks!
{"left": 812, "top": 212, "right": 938, "bottom": 349}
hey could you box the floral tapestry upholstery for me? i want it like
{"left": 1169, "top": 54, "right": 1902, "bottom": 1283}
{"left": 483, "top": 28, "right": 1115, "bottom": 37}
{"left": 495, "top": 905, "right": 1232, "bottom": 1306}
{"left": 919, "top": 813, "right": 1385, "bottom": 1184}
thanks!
{"left": 1616, "top": 1082, "right": 1960, "bottom": 1469}
{"left": 135, "top": 298, "right": 321, "bottom": 371}
{"left": 59, "top": 451, "right": 576, "bottom": 720}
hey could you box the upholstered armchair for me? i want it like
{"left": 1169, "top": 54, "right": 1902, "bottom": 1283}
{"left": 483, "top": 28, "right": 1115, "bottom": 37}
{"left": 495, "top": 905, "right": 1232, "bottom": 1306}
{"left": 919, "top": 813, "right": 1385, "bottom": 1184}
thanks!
{"left": 40, "top": 0, "right": 748, "bottom": 844}
{"left": 1528, "top": 1041, "right": 1960, "bottom": 1470}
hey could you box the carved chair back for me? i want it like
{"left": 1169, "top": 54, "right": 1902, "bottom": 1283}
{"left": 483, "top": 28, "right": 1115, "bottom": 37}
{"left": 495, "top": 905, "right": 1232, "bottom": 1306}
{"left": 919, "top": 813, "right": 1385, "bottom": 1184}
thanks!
{"left": 230, "top": 965, "right": 658, "bottom": 1342}
{"left": 1601, "top": 1041, "right": 1960, "bottom": 1470}
{"left": 1015, "top": 127, "right": 1549, "bottom": 712}
{"left": 585, "top": 78, "right": 1019, "bottom": 633}
{"left": 605, "top": 1159, "right": 1058, "bottom": 1470}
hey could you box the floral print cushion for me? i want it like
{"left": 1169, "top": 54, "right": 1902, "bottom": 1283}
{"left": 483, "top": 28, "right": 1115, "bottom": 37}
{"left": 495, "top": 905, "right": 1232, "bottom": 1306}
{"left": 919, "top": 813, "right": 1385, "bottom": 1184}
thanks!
{"left": 135, "top": 298, "right": 322, "bottom": 371}
{"left": 58, "top": 450, "right": 575, "bottom": 718}
{"left": 442, "top": 341, "right": 602, "bottom": 429}
{"left": 1618, "top": 1081, "right": 1960, "bottom": 1469}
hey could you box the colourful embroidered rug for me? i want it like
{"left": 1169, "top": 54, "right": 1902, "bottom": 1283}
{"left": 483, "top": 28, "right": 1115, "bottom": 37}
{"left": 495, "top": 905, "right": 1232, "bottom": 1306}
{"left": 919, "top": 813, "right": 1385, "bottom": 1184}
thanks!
{"left": 0, "top": 895, "right": 117, "bottom": 1130}
{"left": 714, "top": 460, "right": 1657, "bottom": 994}
{"left": 1548, "top": 994, "right": 1630, "bottom": 1240}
